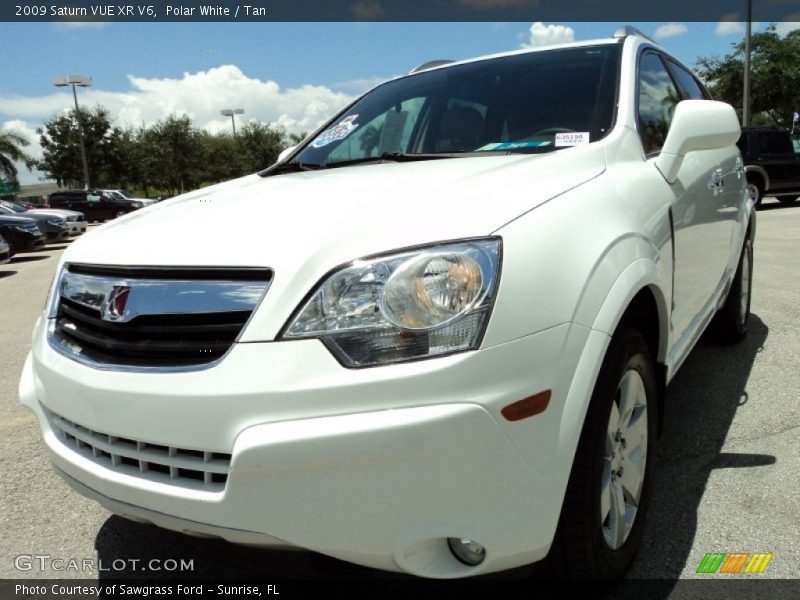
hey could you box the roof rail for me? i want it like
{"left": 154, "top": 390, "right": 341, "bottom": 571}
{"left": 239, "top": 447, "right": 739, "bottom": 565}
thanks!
{"left": 613, "top": 26, "right": 657, "bottom": 44}
{"left": 408, "top": 60, "right": 454, "bottom": 74}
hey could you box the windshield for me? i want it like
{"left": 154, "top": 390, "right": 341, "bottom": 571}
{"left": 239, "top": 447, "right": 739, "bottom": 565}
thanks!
{"left": 292, "top": 44, "right": 620, "bottom": 168}
{"left": 0, "top": 200, "right": 26, "bottom": 213}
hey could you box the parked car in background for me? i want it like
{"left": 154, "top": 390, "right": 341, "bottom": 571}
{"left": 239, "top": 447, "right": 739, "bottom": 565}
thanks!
{"left": 0, "top": 215, "right": 44, "bottom": 254}
{"left": 28, "top": 208, "right": 87, "bottom": 236}
{"left": 0, "top": 200, "right": 87, "bottom": 237}
{"left": 738, "top": 127, "right": 800, "bottom": 207}
{"left": 0, "top": 203, "right": 69, "bottom": 243}
{"left": 0, "top": 233, "right": 10, "bottom": 264}
{"left": 21, "top": 29, "right": 752, "bottom": 580}
{"left": 47, "top": 190, "right": 144, "bottom": 222}
{"left": 99, "top": 189, "right": 157, "bottom": 206}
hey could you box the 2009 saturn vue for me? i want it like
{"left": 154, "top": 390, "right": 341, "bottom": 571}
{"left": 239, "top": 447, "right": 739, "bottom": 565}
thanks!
{"left": 21, "top": 28, "right": 753, "bottom": 578}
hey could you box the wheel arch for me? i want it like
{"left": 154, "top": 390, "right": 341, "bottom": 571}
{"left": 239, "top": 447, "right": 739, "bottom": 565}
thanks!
{"left": 745, "top": 166, "right": 769, "bottom": 191}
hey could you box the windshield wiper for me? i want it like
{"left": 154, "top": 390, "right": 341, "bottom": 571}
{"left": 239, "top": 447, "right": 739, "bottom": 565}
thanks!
{"left": 260, "top": 161, "right": 325, "bottom": 177}
{"left": 320, "top": 152, "right": 469, "bottom": 169}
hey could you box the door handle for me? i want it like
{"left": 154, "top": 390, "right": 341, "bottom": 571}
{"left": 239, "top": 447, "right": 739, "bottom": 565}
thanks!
{"left": 708, "top": 170, "right": 725, "bottom": 193}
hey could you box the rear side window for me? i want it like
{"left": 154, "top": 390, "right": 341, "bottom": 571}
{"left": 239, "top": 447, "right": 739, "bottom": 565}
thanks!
{"left": 665, "top": 60, "right": 708, "bottom": 101}
{"left": 758, "top": 132, "right": 793, "bottom": 155}
{"left": 638, "top": 52, "right": 680, "bottom": 155}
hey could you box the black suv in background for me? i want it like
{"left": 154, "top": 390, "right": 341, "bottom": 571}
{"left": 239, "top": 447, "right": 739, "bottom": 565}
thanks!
{"left": 47, "top": 190, "right": 144, "bottom": 222}
{"left": 738, "top": 127, "right": 800, "bottom": 208}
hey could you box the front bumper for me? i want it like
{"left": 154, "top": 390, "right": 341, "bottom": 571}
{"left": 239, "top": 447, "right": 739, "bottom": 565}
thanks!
{"left": 21, "top": 316, "right": 603, "bottom": 577}
{"left": 45, "top": 228, "right": 70, "bottom": 242}
{"left": 13, "top": 233, "right": 44, "bottom": 252}
{"left": 68, "top": 221, "right": 87, "bottom": 235}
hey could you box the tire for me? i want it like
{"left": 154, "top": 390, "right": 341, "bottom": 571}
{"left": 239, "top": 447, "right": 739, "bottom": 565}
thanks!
{"left": 541, "top": 326, "right": 657, "bottom": 579}
{"left": 746, "top": 180, "right": 764, "bottom": 209}
{"left": 711, "top": 237, "right": 753, "bottom": 344}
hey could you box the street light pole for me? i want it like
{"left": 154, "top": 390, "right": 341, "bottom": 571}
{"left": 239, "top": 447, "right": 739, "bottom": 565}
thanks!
{"left": 54, "top": 75, "right": 92, "bottom": 189}
{"left": 743, "top": 0, "right": 753, "bottom": 126}
{"left": 221, "top": 108, "right": 245, "bottom": 136}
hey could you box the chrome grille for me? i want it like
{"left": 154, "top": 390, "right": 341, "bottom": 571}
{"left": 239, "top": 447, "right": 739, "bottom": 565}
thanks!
{"left": 47, "top": 409, "right": 231, "bottom": 491}
{"left": 49, "top": 264, "right": 271, "bottom": 369}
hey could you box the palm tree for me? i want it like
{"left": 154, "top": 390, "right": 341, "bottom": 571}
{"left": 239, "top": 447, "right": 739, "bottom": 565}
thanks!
{"left": 0, "top": 129, "right": 33, "bottom": 182}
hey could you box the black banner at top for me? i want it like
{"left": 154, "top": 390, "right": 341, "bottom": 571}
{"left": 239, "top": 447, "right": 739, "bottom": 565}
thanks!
{"left": 4, "top": 0, "right": 800, "bottom": 23}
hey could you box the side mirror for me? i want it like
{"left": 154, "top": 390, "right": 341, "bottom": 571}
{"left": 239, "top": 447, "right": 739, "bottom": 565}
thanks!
{"left": 277, "top": 145, "right": 298, "bottom": 164}
{"left": 656, "top": 100, "right": 741, "bottom": 184}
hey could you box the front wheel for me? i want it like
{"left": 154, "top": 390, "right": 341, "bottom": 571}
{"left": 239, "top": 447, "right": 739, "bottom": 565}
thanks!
{"left": 541, "top": 327, "right": 657, "bottom": 578}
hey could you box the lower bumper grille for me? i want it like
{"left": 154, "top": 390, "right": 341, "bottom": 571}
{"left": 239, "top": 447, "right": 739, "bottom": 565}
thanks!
{"left": 46, "top": 408, "right": 231, "bottom": 492}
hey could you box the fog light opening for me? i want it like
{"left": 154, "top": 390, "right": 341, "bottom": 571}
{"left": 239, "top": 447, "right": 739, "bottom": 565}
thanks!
{"left": 447, "top": 537, "right": 486, "bottom": 566}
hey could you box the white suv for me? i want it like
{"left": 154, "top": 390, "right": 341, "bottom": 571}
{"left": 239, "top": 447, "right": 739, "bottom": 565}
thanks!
{"left": 20, "top": 28, "right": 752, "bottom": 579}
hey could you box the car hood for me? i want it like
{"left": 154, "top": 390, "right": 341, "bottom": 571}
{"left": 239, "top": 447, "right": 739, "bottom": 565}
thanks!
{"left": 66, "top": 146, "right": 605, "bottom": 267}
{"left": 0, "top": 215, "right": 38, "bottom": 225}
{"left": 1, "top": 211, "right": 53, "bottom": 223}
{"left": 29, "top": 209, "right": 81, "bottom": 218}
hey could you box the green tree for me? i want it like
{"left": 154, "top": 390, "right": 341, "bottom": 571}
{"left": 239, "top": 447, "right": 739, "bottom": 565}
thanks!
{"left": 289, "top": 131, "right": 308, "bottom": 145}
{"left": 37, "top": 106, "right": 115, "bottom": 188}
{"left": 237, "top": 121, "right": 287, "bottom": 172}
{"left": 697, "top": 27, "right": 800, "bottom": 126}
{"left": 144, "top": 114, "right": 204, "bottom": 194}
{"left": 0, "top": 129, "right": 33, "bottom": 182}
{"left": 198, "top": 130, "right": 245, "bottom": 183}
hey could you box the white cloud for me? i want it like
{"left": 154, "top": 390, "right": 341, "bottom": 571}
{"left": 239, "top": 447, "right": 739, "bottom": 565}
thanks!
{"left": 716, "top": 13, "right": 745, "bottom": 37}
{"left": 0, "top": 65, "right": 353, "bottom": 134}
{"left": 520, "top": 22, "right": 575, "bottom": 48}
{"left": 458, "top": 0, "right": 540, "bottom": 8}
{"left": 654, "top": 22, "right": 688, "bottom": 40}
{"left": 0, "top": 65, "right": 357, "bottom": 184}
{"left": 350, "top": 1, "right": 384, "bottom": 20}
{"left": 775, "top": 14, "right": 800, "bottom": 36}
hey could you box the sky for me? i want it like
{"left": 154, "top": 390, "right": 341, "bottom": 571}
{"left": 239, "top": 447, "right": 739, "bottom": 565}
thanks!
{"left": 1, "top": 20, "right": 797, "bottom": 184}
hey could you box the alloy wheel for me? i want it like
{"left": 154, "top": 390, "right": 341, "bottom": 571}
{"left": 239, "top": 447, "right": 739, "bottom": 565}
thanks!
{"left": 745, "top": 183, "right": 760, "bottom": 205}
{"left": 601, "top": 369, "right": 648, "bottom": 550}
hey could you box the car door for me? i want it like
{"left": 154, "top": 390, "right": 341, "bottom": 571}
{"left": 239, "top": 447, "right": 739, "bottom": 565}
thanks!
{"left": 84, "top": 192, "right": 106, "bottom": 220}
{"left": 64, "top": 192, "right": 88, "bottom": 215}
{"left": 756, "top": 131, "right": 798, "bottom": 192}
{"left": 638, "top": 51, "right": 732, "bottom": 349}
{"left": 666, "top": 57, "right": 741, "bottom": 258}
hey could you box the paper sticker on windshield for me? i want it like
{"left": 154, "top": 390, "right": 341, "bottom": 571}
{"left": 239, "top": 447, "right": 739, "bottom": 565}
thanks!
{"left": 311, "top": 115, "right": 360, "bottom": 148}
{"left": 555, "top": 132, "right": 590, "bottom": 147}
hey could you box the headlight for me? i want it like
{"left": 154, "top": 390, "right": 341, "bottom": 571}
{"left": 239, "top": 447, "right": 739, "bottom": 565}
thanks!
{"left": 46, "top": 218, "right": 65, "bottom": 226}
{"left": 281, "top": 238, "right": 501, "bottom": 367}
{"left": 132, "top": 202, "right": 144, "bottom": 208}
{"left": 14, "top": 224, "right": 38, "bottom": 233}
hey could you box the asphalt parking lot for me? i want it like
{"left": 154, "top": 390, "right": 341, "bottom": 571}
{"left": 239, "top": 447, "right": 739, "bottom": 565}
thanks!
{"left": 0, "top": 201, "right": 798, "bottom": 588}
